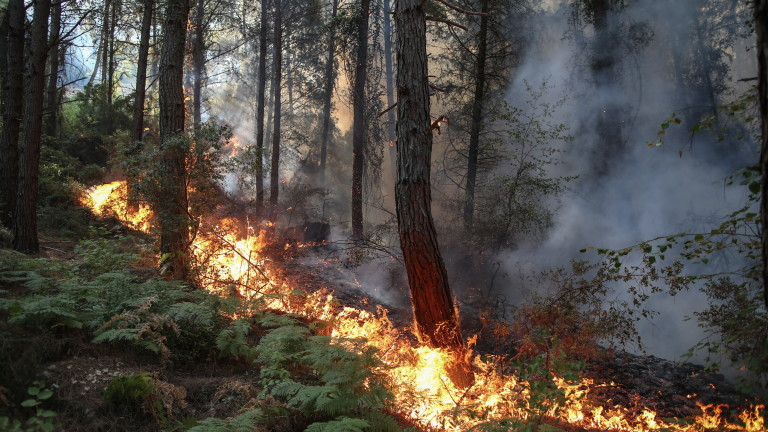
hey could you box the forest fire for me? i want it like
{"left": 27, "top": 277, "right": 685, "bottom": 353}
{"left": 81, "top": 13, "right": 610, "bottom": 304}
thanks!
{"left": 81, "top": 182, "right": 765, "bottom": 432}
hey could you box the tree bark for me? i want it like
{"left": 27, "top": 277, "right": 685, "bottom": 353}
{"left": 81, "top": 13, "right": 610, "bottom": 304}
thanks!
{"left": 319, "top": 0, "right": 339, "bottom": 186}
{"left": 107, "top": 0, "right": 118, "bottom": 107}
{"left": 394, "top": 0, "right": 473, "bottom": 388}
{"left": 351, "top": 0, "right": 370, "bottom": 240}
{"left": 269, "top": 0, "right": 282, "bottom": 221}
{"left": 463, "top": 0, "right": 489, "bottom": 232}
{"left": 14, "top": 0, "right": 51, "bottom": 254}
{"left": 191, "top": 0, "right": 205, "bottom": 130}
{"left": 0, "top": 0, "right": 24, "bottom": 229}
{"left": 382, "top": 0, "right": 396, "bottom": 182}
{"left": 158, "top": 0, "right": 191, "bottom": 280}
{"left": 255, "top": 0, "right": 269, "bottom": 208}
{"left": 756, "top": 0, "right": 768, "bottom": 309}
{"left": 45, "top": 0, "right": 62, "bottom": 138}
{"left": 131, "top": 0, "right": 154, "bottom": 143}
{"left": 100, "top": 0, "right": 111, "bottom": 96}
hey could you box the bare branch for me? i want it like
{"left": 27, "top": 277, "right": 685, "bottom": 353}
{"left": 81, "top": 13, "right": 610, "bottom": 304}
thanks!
{"left": 433, "top": 0, "right": 489, "bottom": 17}
{"left": 378, "top": 102, "right": 398, "bottom": 118}
{"left": 426, "top": 15, "right": 468, "bottom": 31}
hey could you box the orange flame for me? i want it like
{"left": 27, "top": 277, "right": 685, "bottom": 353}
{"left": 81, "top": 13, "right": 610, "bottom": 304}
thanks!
{"left": 80, "top": 181, "right": 766, "bottom": 431}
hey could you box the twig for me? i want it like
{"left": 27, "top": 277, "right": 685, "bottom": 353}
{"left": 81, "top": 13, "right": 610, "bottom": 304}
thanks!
{"left": 41, "top": 246, "right": 68, "bottom": 254}
{"left": 426, "top": 15, "right": 468, "bottom": 31}
{"left": 378, "top": 102, "right": 398, "bottom": 118}
{"left": 433, "top": 0, "right": 489, "bottom": 16}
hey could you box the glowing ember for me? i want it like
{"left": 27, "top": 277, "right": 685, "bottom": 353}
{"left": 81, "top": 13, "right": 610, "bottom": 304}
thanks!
{"left": 80, "top": 181, "right": 766, "bottom": 431}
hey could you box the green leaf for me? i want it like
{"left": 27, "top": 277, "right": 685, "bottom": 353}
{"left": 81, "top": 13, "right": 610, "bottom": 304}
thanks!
{"left": 749, "top": 182, "right": 760, "bottom": 194}
{"left": 37, "top": 390, "right": 53, "bottom": 400}
{"left": 20, "top": 399, "right": 38, "bottom": 407}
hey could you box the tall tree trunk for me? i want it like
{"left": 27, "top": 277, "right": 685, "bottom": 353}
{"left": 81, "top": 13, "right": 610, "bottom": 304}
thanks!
{"left": 0, "top": 11, "right": 8, "bottom": 110}
{"left": 0, "top": 0, "right": 24, "bottom": 228}
{"left": 100, "top": 0, "right": 111, "bottom": 94}
{"left": 88, "top": 38, "right": 102, "bottom": 86}
{"left": 107, "top": 0, "right": 118, "bottom": 107}
{"left": 14, "top": 0, "right": 51, "bottom": 254}
{"left": 394, "top": 0, "right": 473, "bottom": 388}
{"left": 269, "top": 0, "right": 282, "bottom": 221}
{"left": 158, "top": 0, "right": 191, "bottom": 280}
{"left": 191, "top": 0, "right": 205, "bottom": 130}
{"left": 382, "top": 0, "right": 396, "bottom": 182}
{"left": 351, "top": 0, "right": 370, "bottom": 240}
{"left": 265, "top": 59, "right": 275, "bottom": 151}
{"left": 755, "top": 0, "right": 768, "bottom": 309}
{"left": 319, "top": 0, "right": 339, "bottom": 186}
{"left": 255, "top": 0, "right": 269, "bottom": 209}
{"left": 45, "top": 0, "right": 62, "bottom": 137}
{"left": 589, "top": 0, "right": 622, "bottom": 176}
{"left": 285, "top": 39, "right": 294, "bottom": 113}
{"left": 131, "top": 0, "right": 154, "bottom": 143}
{"left": 463, "top": 0, "right": 489, "bottom": 232}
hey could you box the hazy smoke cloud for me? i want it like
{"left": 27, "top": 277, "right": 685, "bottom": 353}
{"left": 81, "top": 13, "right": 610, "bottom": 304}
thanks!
{"left": 492, "top": 0, "right": 756, "bottom": 362}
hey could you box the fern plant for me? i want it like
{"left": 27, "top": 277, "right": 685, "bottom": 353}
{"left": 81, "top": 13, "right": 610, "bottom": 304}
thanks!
{"left": 253, "top": 313, "right": 402, "bottom": 432}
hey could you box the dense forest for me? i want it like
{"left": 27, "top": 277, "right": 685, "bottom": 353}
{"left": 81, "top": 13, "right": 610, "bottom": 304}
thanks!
{"left": 0, "top": 0, "right": 767, "bottom": 430}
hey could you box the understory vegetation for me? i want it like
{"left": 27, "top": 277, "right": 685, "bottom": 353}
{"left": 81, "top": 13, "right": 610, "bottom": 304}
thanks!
{"left": 0, "top": 238, "right": 406, "bottom": 431}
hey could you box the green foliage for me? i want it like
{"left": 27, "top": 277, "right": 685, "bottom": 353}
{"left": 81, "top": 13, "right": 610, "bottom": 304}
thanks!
{"left": 186, "top": 409, "right": 264, "bottom": 432}
{"left": 74, "top": 238, "right": 139, "bottom": 279}
{"left": 0, "top": 247, "right": 231, "bottom": 362}
{"left": 36, "top": 144, "right": 97, "bottom": 238}
{"left": 575, "top": 168, "right": 767, "bottom": 391}
{"left": 0, "top": 381, "right": 58, "bottom": 432}
{"left": 117, "top": 121, "right": 231, "bottom": 236}
{"left": 105, "top": 373, "right": 156, "bottom": 406}
{"left": 66, "top": 83, "right": 134, "bottom": 137}
{"left": 249, "top": 313, "right": 401, "bottom": 431}
{"left": 216, "top": 319, "right": 258, "bottom": 361}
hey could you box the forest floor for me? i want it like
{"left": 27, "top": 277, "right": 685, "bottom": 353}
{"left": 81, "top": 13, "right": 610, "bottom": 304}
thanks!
{"left": 0, "top": 218, "right": 763, "bottom": 432}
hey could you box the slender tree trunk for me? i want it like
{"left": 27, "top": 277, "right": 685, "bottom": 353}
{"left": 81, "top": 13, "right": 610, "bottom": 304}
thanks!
{"left": 755, "top": 0, "right": 768, "bottom": 309}
{"left": 319, "top": 0, "right": 339, "bottom": 186}
{"left": 100, "top": 0, "right": 111, "bottom": 93}
{"left": 45, "top": 0, "right": 62, "bottom": 137}
{"left": 394, "top": 0, "right": 473, "bottom": 388}
{"left": 131, "top": 0, "right": 154, "bottom": 143}
{"left": 351, "top": 0, "right": 370, "bottom": 240}
{"left": 255, "top": 0, "right": 269, "bottom": 209}
{"left": 158, "top": 0, "right": 191, "bottom": 280}
{"left": 265, "top": 60, "right": 275, "bottom": 149}
{"left": 285, "top": 39, "right": 294, "bottom": 113}
{"left": 0, "top": 11, "right": 8, "bottom": 109}
{"left": 192, "top": 0, "right": 205, "bottom": 130}
{"left": 88, "top": 40, "right": 102, "bottom": 87}
{"left": 107, "top": 0, "right": 118, "bottom": 107}
{"left": 0, "top": 0, "right": 24, "bottom": 228}
{"left": 382, "top": 0, "right": 396, "bottom": 181}
{"left": 269, "top": 0, "right": 282, "bottom": 221}
{"left": 590, "top": 0, "right": 622, "bottom": 176}
{"left": 14, "top": 0, "right": 51, "bottom": 254}
{"left": 463, "top": 0, "right": 489, "bottom": 232}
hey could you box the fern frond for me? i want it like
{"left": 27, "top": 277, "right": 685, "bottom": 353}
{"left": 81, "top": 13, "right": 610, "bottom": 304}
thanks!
{"left": 187, "top": 408, "right": 264, "bottom": 432}
{"left": 167, "top": 302, "right": 216, "bottom": 330}
{"left": 216, "top": 319, "right": 256, "bottom": 360}
{"left": 362, "top": 409, "right": 403, "bottom": 432}
{"left": 257, "top": 312, "right": 302, "bottom": 328}
{"left": 305, "top": 416, "right": 370, "bottom": 432}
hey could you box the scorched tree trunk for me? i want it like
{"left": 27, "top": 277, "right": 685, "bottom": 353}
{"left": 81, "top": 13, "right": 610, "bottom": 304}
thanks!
{"left": 158, "top": 0, "right": 191, "bottom": 280}
{"left": 394, "top": 0, "right": 474, "bottom": 388}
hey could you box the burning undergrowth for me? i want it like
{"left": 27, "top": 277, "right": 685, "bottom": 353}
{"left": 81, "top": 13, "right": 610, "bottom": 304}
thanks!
{"left": 77, "top": 181, "right": 765, "bottom": 431}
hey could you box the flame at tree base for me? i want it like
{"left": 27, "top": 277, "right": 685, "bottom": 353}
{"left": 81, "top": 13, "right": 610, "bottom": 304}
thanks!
{"left": 81, "top": 181, "right": 765, "bottom": 431}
